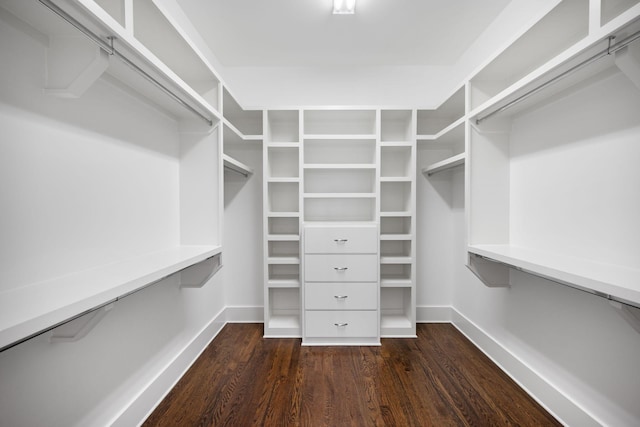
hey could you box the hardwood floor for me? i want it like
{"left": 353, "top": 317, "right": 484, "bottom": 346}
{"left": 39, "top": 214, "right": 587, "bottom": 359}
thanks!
{"left": 143, "top": 323, "right": 560, "bottom": 426}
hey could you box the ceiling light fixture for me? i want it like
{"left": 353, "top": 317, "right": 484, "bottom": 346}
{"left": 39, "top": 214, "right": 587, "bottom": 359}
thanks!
{"left": 333, "top": 0, "right": 356, "bottom": 14}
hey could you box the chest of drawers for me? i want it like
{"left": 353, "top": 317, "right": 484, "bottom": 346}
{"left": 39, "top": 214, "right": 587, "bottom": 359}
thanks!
{"left": 302, "top": 223, "right": 379, "bottom": 346}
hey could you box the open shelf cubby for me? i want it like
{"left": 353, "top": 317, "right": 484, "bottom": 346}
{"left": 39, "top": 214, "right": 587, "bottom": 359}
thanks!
{"left": 304, "top": 139, "right": 376, "bottom": 165}
{"left": 381, "top": 145, "right": 413, "bottom": 178}
{"left": 267, "top": 146, "right": 299, "bottom": 178}
{"left": 380, "top": 287, "right": 415, "bottom": 337}
{"left": 267, "top": 110, "right": 300, "bottom": 143}
{"left": 304, "top": 110, "right": 376, "bottom": 136}
{"left": 304, "top": 169, "right": 375, "bottom": 194}
{"left": 381, "top": 110, "right": 413, "bottom": 142}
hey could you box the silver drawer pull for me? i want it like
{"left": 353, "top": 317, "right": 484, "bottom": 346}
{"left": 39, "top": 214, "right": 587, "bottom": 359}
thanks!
{"left": 334, "top": 322, "right": 348, "bottom": 327}
{"left": 334, "top": 267, "right": 348, "bottom": 271}
{"left": 334, "top": 295, "right": 348, "bottom": 299}
{"left": 333, "top": 239, "right": 348, "bottom": 243}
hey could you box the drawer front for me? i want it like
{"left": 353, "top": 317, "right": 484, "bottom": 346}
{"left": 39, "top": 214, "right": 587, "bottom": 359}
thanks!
{"left": 305, "top": 226, "right": 377, "bottom": 254}
{"left": 305, "top": 254, "right": 377, "bottom": 282}
{"left": 305, "top": 310, "right": 378, "bottom": 338}
{"left": 305, "top": 282, "right": 377, "bottom": 310}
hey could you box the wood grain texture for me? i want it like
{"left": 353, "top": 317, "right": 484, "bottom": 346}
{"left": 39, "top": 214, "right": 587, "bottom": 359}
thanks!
{"left": 144, "top": 324, "right": 560, "bottom": 426}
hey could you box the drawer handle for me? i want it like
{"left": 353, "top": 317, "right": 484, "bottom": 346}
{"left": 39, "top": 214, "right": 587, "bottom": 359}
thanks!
{"left": 333, "top": 267, "right": 348, "bottom": 271}
{"left": 334, "top": 295, "right": 348, "bottom": 299}
{"left": 333, "top": 239, "right": 348, "bottom": 243}
{"left": 334, "top": 322, "right": 348, "bottom": 327}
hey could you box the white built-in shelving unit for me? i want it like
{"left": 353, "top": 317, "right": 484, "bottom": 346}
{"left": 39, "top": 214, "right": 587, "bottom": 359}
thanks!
{"left": 0, "top": 0, "right": 227, "bottom": 351}
{"left": 466, "top": 0, "right": 640, "bottom": 308}
{"left": 221, "top": 87, "right": 262, "bottom": 177}
{"left": 264, "top": 108, "right": 417, "bottom": 341}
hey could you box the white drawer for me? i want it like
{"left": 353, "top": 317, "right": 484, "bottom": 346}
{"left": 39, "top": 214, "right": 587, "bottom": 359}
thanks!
{"left": 305, "top": 226, "right": 377, "bottom": 254}
{"left": 305, "top": 310, "right": 378, "bottom": 338}
{"left": 305, "top": 254, "right": 377, "bottom": 282}
{"left": 305, "top": 282, "right": 377, "bottom": 310}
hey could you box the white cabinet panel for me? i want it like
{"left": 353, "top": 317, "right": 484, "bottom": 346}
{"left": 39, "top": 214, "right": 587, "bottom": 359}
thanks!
{"left": 305, "top": 311, "right": 378, "bottom": 338}
{"left": 305, "top": 282, "right": 377, "bottom": 310}
{"left": 305, "top": 254, "right": 378, "bottom": 282}
{"left": 305, "top": 226, "right": 377, "bottom": 254}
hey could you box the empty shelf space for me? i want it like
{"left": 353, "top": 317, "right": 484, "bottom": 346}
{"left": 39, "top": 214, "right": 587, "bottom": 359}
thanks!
{"left": 468, "top": 244, "right": 640, "bottom": 306}
{"left": 422, "top": 153, "right": 466, "bottom": 176}
{"left": 380, "top": 314, "right": 413, "bottom": 329}
{"left": 0, "top": 245, "right": 222, "bottom": 350}
{"left": 223, "top": 154, "right": 253, "bottom": 176}
{"left": 380, "top": 278, "right": 413, "bottom": 288}
{"left": 267, "top": 212, "right": 300, "bottom": 218}
{"left": 380, "top": 177, "right": 412, "bottom": 182}
{"left": 267, "top": 313, "right": 301, "bottom": 329}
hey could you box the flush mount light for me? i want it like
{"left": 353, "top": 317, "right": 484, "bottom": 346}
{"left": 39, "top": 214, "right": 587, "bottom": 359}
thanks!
{"left": 333, "top": 0, "right": 356, "bottom": 14}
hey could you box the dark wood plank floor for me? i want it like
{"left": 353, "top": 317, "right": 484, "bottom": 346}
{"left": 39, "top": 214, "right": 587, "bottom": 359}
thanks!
{"left": 144, "top": 323, "right": 560, "bottom": 426}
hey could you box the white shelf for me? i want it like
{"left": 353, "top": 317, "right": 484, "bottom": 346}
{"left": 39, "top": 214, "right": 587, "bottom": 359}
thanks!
{"left": 0, "top": 245, "right": 222, "bottom": 350}
{"left": 223, "top": 154, "right": 253, "bottom": 177}
{"left": 303, "top": 134, "right": 377, "bottom": 140}
{"left": 380, "top": 211, "right": 412, "bottom": 217}
{"left": 267, "top": 142, "right": 299, "bottom": 148}
{"left": 380, "top": 141, "right": 413, "bottom": 147}
{"left": 267, "top": 212, "right": 300, "bottom": 218}
{"left": 380, "top": 278, "right": 413, "bottom": 288}
{"left": 267, "top": 257, "right": 301, "bottom": 265}
{"left": 268, "top": 314, "right": 301, "bottom": 329}
{"left": 303, "top": 164, "right": 376, "bottom": 170}
{"left": 416, "top": 116, "right": 466, "bottom": 141}
{"left": 267, "top": 177, "right": 299, "bottom": 183}
{"left": 468, "top": 244, "right": 640, "bottom": 306}
{"left": 380, "top": 314, "right": 413, "bottom": 329}
{"left": 422, "top": 153, "right": 466, "bottom": 176}
{"left": 380, "top": 256, "right": 413, "bottom": 264}
{"left": 267, "top": 277, "right": 301, "bottom": 288}
{"left": 380, "top": 234, "right": 412, "bottom": 241}
{"left": 380, "top": 177, "right": 412, "bottom": 182}
{"left": 267, "top": 234, "right": 300, "bottom": 241}
{"left": 303, "top": 193, "right": 376, "bottom": 199}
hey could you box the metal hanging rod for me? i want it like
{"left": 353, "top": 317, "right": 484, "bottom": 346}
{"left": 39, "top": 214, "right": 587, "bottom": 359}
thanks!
{"left": 37, "top": 0, "right": 214, "bottom": 126}
{"left": 476, "top": 29, "right": 640, "bottom": 125}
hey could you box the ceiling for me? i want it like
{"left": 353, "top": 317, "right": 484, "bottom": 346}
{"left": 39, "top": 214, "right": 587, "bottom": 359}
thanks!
{"left": 175, "top": 0, "right": 512, "bottom": 68}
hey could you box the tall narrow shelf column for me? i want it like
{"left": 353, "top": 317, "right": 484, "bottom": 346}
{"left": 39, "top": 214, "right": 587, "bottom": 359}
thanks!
{"left": 263, "top": 110, "right": 302, "bottom": 337}
{"left": 379, "top": 110, "right": 417, "bottom": 337}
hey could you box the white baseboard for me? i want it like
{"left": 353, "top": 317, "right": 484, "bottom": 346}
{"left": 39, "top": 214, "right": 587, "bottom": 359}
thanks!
{"left": 111, "top": 307, "right": 227, "bottom": 427}
{"left": 450, "top": 308, "right": 601, "bottom": 427}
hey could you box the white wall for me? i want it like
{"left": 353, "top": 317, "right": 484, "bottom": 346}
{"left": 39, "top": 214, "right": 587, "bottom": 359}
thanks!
{"left": 0, "top": 11, "right": 226, "bottom": 427}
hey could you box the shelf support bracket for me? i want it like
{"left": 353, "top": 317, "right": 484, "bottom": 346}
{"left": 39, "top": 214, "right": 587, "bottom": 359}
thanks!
{"left": 44, "top": 35, "right": 109, "bottom": 98}
{"left": 467, "top": 253, "right": 510, "bottom": 287}
{"left": 50, "top": 303, "right": 115, "bottom": 343}
{"left": 609, "top": 301, "right": 640, "bottom": 334}
{"left": 614, "top": 41, "right": 640, "bottom": 91}
{"left": 180, "top": 254, "right": 223, "bottom": 288}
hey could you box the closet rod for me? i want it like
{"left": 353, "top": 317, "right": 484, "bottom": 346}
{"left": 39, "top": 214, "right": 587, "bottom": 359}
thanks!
{"left": 0, "top": 254, "right": 221, "bottom": 353}
{"left": 476, "top": 29, "right": 640, "bottom": 124}
{"left": 37, "top": 0, "right": 214, "bottom": 127}
{"left": 472, "top": 253, "right": 640, "bottom": 311}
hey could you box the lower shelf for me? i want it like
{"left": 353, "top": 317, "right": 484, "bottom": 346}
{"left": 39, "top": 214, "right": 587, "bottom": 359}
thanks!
{"left": 468, "top": 244, "right": 640, "bottom": 308}
{"left": 0, "top": 245, "right": 222, "bottom": 351}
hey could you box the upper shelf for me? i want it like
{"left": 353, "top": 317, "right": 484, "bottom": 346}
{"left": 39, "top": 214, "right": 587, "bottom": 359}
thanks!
{"left": 470, "top": 1, "right": 640, "bottom": 123}
{"left": 223, "top": 154, "right": 253, "bottom": 177}
{"left": 1, "top": 0, "right": 222, "bottom": 125}
{"left": 222, "top": 87, "right": 263, "bottom": 137}
{"left": 0, "top": 245, "right": 222, "bottom": 351}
